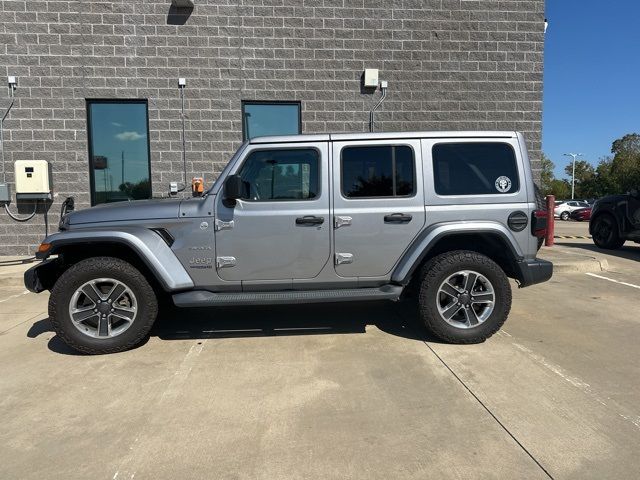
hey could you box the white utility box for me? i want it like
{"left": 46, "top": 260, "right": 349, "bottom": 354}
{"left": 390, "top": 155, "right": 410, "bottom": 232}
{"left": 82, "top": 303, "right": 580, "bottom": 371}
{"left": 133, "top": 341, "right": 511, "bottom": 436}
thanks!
{"left": 363, "top": 69, "right": 379, "bottom": 88}
{"left": 14, "top": 160, "right": 52, "bottom": 200}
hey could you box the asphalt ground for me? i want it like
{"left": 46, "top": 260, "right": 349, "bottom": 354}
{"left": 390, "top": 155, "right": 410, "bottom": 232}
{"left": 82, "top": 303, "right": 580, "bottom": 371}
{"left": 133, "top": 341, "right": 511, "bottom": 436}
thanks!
{"left": 1, "top": 221, "right": 639, "bottom": 480}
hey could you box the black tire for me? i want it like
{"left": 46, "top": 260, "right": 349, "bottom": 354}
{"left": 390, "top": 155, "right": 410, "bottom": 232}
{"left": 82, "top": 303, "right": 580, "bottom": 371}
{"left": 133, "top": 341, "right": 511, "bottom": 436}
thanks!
{"left": 560, "top": 211, "right": 570, "bottom": 221}
{"left": 49, "top": 257, "right": 158, "bottom": 354}
{"left": 417, "top": 250, "right": 512, "bottom": 344}
{"left": 592, "top": 214, "right": 625, "bottom": 250}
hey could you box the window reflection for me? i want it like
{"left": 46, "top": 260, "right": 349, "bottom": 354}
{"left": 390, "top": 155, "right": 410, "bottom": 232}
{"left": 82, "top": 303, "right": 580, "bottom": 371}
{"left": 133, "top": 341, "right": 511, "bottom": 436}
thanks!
{"left": 87, "top": 101, "right": 152, "bottom": 205}
{"left": 242, "top": 102, "right": 301, "bottom": 141}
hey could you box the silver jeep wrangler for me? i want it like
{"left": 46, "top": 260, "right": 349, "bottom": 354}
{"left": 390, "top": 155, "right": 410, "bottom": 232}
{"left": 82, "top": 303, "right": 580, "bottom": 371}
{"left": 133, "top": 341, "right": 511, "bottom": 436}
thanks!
{"left": 26, "top": 131, "right": 552, "bottom": 354}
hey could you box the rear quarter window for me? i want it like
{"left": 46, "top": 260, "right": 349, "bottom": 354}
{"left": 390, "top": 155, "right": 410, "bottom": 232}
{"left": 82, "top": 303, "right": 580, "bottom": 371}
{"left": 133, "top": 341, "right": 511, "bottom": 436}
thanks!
{"left": 432, "top": 142, "right": 519, "bottom": 196}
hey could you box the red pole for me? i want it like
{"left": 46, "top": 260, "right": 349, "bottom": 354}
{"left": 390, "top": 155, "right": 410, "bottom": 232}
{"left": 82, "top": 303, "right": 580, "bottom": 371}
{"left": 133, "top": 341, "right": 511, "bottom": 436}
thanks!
{"left": 545, "top": 195, "right": 555, "bottom": 246}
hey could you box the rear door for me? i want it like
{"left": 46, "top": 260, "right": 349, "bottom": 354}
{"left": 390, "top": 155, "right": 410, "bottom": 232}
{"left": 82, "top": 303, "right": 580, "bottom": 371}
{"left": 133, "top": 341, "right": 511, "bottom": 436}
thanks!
{"left": 331, "top": 139, "right": 426, "bottom": 278}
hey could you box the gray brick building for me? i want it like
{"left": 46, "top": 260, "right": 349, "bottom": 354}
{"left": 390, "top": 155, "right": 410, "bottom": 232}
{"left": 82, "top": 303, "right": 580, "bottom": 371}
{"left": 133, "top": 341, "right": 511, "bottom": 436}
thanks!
{"left": 0, "top": 0, "right": 544, "bottom": 255}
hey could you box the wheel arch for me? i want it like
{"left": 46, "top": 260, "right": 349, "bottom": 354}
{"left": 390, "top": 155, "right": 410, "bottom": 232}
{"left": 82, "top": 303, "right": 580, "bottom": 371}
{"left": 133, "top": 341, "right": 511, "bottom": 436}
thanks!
{"left": 392, "top": 223, "right": 524, "bottom": 287}
{"left": 33, "top": 228, "right": 193, "bottom": 292}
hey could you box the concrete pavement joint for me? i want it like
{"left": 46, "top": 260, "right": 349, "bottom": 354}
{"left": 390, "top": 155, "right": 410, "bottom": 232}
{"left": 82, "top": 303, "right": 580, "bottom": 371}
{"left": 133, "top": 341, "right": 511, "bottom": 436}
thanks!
{"left": 423, "top": 341, "right": 555, "bottom": 480}
{"left": 112, "top": 340, "right": 208, "bottom": 480}
{"left": 0, "top": 290, "right": 29, "bottom": 303}
{"left": 0, "top": 311, "right": 47, "bottom": 335}
{"left": 506, "top": 337, "right": 640, "bottom": 432}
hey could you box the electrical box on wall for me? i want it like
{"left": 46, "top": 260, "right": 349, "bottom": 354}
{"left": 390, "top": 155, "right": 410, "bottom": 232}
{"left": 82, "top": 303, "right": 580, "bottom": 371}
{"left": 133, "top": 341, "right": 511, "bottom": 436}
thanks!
{"left": 363, "top": 69, "right": 379, "bottom": 88}
{"left": 14, "top": 160, "right": 52, "bottom": 200}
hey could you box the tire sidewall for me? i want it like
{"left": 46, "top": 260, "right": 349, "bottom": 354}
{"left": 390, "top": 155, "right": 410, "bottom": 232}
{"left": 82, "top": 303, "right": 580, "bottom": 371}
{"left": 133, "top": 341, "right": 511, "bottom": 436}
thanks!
{"left": 50, "top": 258, "right": 158, "bottom": 354}
{"left": 592, "top": 215, "right": 621, "bottom": 249}
{"left": 419, "top": 252, "right": 511, "bottom": 343}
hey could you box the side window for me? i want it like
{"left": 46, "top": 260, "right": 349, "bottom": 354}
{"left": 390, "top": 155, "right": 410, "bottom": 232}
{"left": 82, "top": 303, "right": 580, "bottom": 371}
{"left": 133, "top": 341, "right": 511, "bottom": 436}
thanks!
{"left": 432, "top": 142, "right": 519, "bottom": 196}
{"left": 341, "top": 145, "right": 415, "bottom": 198}
{"left": 238, "top": 149, "right": 319, "bottom": 201}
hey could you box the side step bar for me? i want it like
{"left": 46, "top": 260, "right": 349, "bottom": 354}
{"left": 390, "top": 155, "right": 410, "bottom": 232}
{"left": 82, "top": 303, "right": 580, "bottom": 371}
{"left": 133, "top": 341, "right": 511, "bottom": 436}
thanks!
{"left": 172, "top": 285, "right": 403, "bottom": 307}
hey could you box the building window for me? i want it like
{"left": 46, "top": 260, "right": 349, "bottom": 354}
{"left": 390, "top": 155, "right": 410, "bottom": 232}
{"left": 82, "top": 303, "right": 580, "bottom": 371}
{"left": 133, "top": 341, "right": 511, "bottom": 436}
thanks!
{"left": 341, "top": 145, "right": 415, "bottom": 198}
{"left": 86, "top": 100, "right": 152, "bottom": 205}
{"left": 237, "top": 148, "right": 319, "bottom": 201}
{"left": 241, "top": 101, "right": 301, "bottom": 141}
{"left": 432, "top": 142, "right": 519, "bottom": 196}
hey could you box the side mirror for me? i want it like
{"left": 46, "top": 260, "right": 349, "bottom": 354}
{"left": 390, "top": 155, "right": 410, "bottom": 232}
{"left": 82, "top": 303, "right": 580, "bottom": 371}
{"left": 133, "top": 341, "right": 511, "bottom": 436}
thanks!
{"left": 630, "top": 188, "right": 639, "bottom": 199}
{"left": 223, "top": 174, "right": 243, "bottom": 206}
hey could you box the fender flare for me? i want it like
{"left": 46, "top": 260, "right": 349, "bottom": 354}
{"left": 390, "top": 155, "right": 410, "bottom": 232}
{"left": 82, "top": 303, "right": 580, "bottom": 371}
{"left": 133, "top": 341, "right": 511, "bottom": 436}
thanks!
{"left": 37, "top": 227, "right": 194, "bottom": 291}
{"left": 391, "top": 222, "right": 524, "bottom": 285}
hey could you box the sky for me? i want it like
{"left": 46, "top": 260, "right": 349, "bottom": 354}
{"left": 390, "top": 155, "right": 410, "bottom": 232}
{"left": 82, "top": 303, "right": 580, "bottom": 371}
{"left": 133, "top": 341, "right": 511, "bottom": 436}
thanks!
{"left": 543, "top": 0, "right": 640, "bottom": 179}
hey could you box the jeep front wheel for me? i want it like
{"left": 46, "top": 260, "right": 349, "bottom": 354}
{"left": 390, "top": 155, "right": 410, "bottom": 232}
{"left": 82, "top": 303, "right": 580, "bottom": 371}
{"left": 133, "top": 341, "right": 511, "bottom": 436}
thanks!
{"left": 418, "top": 251, "right": 511, "bottom": 344}
{"left": 49, "top": 257, "right": 158, "bottom": 354}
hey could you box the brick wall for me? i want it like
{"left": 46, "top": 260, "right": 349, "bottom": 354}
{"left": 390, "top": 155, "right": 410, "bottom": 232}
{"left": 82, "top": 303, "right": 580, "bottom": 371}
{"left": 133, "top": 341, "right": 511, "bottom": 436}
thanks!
{"left": 0, "top": 0, "right": 545, "bottom": 255}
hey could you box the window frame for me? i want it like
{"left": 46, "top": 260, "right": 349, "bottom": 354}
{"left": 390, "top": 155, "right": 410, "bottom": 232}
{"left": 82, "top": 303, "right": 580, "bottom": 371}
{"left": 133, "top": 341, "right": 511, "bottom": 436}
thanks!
{"left": 339, "top": 143, "right": 418, "bottom": 200}
{"left": 431, "top": 141, "right": 521, "bottom": 197}
{"left": 235, "top": 146, "right": 322, "bottom": 203}
{"left": 86, "top": 99, "right": 153, "bottom": 206}
{"left": 241, "top": 100, "right": 302, "bottom": 141}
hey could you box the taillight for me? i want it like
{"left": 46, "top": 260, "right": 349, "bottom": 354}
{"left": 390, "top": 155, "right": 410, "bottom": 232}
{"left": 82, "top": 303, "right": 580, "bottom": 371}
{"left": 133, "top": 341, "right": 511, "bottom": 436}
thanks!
{"left": 531, "top": 210, "right": 547, "bottom": 238}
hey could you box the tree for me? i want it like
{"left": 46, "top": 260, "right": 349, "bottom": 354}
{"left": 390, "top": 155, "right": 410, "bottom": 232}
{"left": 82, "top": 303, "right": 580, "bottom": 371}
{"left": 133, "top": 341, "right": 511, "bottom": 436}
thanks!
{"left": 564, "top": 159, "right": 596, "bottom": 198}
{"left": 539, "top": 153, "right": 554, "bottom": 195}
{"left": 609, "top": 133, "right": 640, "bottom": 193}
{"left": 548, "top": 179, "right": 571, "bottom": 199}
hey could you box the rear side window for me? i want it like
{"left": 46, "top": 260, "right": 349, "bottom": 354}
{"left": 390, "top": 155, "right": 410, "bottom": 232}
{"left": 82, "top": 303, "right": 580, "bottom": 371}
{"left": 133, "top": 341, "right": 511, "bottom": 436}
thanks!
{"left": 432, "top": 143, "right": 519, "bottom": 196}
{"left": 341, "top": 145, "right": 415, "bottom": 198}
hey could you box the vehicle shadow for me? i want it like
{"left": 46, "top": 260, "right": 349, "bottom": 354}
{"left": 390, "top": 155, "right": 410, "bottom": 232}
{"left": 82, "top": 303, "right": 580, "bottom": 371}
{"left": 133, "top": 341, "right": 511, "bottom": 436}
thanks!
{"left": 27, "top": 300, "right": 444, "bottom": 355}
{"left": 152, "top": 300, "right": 437, "bottom": 342}
{"left": 555, "top": 240, "right": 640, "bottom": 262}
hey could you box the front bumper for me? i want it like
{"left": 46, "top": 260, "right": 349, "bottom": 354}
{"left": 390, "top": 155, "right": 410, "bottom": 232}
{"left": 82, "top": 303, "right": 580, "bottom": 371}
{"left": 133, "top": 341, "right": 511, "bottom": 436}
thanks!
{"left": 24, "top": 259, "right": 59, "bottom": 293}
{"left": 515, "top": 259, "right": 553, "bottom": 288}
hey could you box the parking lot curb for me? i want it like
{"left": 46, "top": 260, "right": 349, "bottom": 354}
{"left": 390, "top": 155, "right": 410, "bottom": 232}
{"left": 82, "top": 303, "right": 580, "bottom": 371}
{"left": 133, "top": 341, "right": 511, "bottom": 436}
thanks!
{"left": 554, "top": 235, "right": 592, "bottom": 239}
{"left": 538, "top": 247, "right": 608, "bottom": 274}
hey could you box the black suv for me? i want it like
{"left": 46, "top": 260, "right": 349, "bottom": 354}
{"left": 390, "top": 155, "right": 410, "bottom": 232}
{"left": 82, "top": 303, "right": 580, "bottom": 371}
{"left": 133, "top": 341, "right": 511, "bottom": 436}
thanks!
{"left": 590, "top": 190, "right": 640, "bottom": 249}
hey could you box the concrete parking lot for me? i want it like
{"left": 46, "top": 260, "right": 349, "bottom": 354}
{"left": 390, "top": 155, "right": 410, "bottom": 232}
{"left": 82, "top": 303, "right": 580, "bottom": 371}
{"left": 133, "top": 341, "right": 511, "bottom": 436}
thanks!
{"left": 1, "top": 222, "right": 639, "bottom": 480}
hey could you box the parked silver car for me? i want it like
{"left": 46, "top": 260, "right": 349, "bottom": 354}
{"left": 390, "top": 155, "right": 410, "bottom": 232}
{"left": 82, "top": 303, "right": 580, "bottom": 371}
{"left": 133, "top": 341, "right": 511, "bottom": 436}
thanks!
{"left": 554, "top": 200, "right": 591, "bottom": 220}
{"left": 26, "top": 131, "right": 552, "bottom": 354}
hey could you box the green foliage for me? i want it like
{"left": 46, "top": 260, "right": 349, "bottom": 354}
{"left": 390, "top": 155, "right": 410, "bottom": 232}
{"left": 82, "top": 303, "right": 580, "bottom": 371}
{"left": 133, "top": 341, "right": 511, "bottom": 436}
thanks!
{"left": 548, "top": 179, "right": 571, "bottom": 199}
{"left": 542, "top": 132, "right": 640, "bottom": 200}
{"left": 609, "top": 133, "right": 640, "bottom": 193}
{"left": 539, "top": 153, "right": 554, "bottom": 194}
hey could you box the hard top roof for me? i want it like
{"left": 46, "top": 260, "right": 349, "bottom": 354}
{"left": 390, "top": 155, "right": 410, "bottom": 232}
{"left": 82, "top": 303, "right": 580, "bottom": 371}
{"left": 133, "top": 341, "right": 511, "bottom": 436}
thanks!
{"left": 249, "top": 131, "right": 518, "bottom": 144}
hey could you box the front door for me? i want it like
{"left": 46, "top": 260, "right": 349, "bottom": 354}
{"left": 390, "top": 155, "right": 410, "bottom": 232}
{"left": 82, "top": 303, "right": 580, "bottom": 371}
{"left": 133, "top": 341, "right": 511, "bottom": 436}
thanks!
{"left": 332, "top": 140, "right": 426, "bottom": 278}
{"left": 214, "top": 143, "right": 331, "bottom": 283}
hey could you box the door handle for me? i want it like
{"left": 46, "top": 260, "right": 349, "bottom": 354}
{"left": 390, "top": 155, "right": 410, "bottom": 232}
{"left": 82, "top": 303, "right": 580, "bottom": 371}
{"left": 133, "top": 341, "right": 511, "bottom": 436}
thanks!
{"left": 296, "top": 215, "right": 325, "bottom": 226}
{"left": 384, "top": 213, "right": 412, "bottom": 223}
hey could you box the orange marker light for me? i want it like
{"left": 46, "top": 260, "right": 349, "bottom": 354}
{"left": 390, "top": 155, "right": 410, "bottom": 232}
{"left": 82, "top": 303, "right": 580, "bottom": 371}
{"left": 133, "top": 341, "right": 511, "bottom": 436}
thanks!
{"left": 192, "top": 177, "right": 204, "bottom": 196}
{"left": 37, "top": 243, "right": 51, "bottom": 253}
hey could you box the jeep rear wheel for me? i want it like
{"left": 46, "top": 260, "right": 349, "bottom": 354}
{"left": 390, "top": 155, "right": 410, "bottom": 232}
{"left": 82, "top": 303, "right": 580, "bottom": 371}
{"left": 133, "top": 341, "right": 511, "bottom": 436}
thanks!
{"left": 592, "top": 214, "right": 625, "bottom": 249}
{"left": 49, "top": 257, "right": 158, "bottom": 354}
{"left": 418, "top": 250, "right": 511, "bottom": 343}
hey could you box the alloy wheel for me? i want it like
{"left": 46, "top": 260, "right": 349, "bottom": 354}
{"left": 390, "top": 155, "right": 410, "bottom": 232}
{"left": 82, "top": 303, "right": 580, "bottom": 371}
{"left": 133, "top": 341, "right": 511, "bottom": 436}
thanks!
{"left": 68, "top": 278, "right": 138, "bottom": 339}
{"left": 436, "top": 270, "right": 495, "bottom": 329}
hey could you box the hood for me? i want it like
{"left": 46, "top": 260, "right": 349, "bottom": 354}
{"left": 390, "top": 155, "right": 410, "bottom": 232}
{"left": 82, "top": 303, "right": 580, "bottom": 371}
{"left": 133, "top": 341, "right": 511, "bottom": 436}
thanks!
{"left": 66, "top": 199, "right": 182, "bottom": 226}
